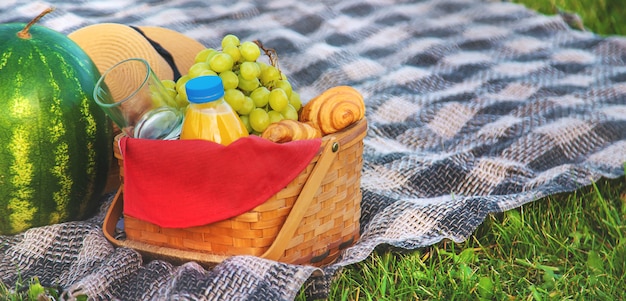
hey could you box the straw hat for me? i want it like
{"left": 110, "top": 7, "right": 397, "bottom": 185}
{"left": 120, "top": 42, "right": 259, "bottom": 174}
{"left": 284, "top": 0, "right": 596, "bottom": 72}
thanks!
{"left": 68, "top": 23, "right": 205, "bottom": 84}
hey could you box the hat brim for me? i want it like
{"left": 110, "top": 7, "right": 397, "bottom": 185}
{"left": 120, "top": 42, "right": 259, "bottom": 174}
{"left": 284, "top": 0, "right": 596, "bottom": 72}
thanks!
{"left": 69, "top": 23, "right": 206, "bottom": 105}
{"left": 68, "top": 23, "right": 205, "bottom": 82}
{"left": 135, "top": 25, "right": 205, "bottom": 78}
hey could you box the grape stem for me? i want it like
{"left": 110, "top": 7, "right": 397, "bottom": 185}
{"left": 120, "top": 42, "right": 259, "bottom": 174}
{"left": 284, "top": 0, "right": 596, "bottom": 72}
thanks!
{"left": 254, "top": 40, "right": 281, "bottom": 72}
{"left": 18, "top": 7, "right": 55, "bottom": 39}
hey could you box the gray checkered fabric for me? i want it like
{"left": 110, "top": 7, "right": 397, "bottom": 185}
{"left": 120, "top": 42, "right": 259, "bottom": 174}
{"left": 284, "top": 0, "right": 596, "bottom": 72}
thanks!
{"left": 2, "top": 0, "right": 626, "bottom": 300}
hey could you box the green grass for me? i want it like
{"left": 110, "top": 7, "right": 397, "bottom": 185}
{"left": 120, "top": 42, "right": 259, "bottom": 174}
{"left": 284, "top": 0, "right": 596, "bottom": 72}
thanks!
{"left": 0, "top": 276, "right": 63, "bottom": 301}
{"left": 297, "top": 1, "right": 626, "bottom": 300}
{"left": 510, "top": 0, "right": 626, "bottom": 36}
{"left": 307, "top": 177, "right": 625, "bottom": 300}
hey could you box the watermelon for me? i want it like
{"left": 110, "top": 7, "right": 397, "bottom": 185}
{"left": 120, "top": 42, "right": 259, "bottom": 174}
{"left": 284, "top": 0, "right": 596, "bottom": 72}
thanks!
{"left": 0, "top": 9, "right": 112, "bottom": 234}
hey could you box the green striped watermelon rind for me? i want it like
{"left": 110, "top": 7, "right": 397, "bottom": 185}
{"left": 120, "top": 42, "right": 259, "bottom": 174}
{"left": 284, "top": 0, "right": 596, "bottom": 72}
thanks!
{"left": 0, "top": 23, "right": 112, "bottom": 235}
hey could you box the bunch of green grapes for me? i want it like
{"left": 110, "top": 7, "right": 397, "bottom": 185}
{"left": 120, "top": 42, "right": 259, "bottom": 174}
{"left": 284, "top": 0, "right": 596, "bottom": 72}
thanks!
{"left": 162, "top": 34, "right": 302, "bottom": 135}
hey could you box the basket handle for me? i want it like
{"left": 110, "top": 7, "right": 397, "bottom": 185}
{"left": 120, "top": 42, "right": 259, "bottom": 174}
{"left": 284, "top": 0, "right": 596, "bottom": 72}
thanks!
{"left": 261, "top": 136, "right": 339, "bottom": 262}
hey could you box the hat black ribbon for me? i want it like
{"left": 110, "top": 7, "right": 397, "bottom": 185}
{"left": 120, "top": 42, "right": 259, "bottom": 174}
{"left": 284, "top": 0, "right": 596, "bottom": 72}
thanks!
{"left": 130, "top": 26, "right": 183, "bottom": 81}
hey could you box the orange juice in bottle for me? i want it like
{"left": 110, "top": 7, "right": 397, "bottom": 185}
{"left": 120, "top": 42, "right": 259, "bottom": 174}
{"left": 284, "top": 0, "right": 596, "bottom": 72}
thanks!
{"left": 180, "top": 76, "right": 248, "bottom": 145}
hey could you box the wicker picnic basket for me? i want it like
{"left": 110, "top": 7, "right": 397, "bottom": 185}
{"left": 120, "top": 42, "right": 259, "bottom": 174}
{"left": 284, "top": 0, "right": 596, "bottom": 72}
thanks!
{"left": 103, "top": 118, "right": 367, "bottom": 267}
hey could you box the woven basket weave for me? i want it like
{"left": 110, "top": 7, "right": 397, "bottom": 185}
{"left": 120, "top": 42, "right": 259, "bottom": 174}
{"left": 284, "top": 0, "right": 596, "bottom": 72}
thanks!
{"left": 103, "top": 118, "right": 367, "bottom": 267}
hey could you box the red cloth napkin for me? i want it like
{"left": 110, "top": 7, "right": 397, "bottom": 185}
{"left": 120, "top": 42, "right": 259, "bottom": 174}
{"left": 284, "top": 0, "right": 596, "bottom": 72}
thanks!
{"left": 119, "top": 135, "right": 322, "bottom": 228}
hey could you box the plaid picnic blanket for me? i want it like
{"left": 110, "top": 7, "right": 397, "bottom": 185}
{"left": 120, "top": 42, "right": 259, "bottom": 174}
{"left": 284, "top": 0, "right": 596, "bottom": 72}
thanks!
{"left": 2, "top": 0, "right": 626, "bottom": 300}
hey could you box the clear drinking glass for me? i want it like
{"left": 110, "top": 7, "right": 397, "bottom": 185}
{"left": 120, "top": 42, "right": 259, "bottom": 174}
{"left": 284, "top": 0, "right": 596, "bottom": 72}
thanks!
{"left": 93, "top": 58, "right": 182, "bottom": 140}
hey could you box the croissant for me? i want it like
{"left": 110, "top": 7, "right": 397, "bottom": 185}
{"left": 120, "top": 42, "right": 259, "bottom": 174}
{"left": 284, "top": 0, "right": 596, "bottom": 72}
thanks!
{"left": 261, "top": 119, "right": 322, "bottom": 143}
{"left": 299, "top": 86, "right": 365, "bottom": 135}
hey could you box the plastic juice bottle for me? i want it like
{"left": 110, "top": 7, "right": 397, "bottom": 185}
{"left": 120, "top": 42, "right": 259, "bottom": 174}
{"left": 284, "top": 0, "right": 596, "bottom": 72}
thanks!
{"left": 180, "top": 76, "right": 248, "bottom": 145}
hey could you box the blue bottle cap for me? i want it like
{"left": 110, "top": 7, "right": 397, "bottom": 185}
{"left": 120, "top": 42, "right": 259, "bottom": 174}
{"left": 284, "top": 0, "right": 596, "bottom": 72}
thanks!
{"left": 185, "top": 76, "right": 225, "bottom": 103}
